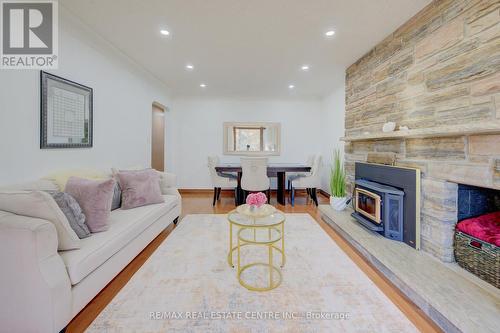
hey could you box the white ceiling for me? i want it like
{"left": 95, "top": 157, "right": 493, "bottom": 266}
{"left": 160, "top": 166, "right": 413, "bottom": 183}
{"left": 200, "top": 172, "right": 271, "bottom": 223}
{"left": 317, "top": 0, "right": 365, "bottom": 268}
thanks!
{"left": 61, "top": 0, "right": 431, "bottom": 99}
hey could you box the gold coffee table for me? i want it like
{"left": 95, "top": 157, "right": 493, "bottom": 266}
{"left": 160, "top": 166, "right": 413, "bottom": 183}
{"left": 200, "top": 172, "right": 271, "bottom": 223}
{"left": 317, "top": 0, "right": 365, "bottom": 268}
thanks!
{"left": 227, "top": 204, "right": 285, "bottom": 291}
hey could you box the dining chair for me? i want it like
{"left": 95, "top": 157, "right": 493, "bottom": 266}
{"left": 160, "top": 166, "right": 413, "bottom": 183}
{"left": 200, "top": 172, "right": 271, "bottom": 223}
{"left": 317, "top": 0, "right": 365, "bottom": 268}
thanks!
{"left": 240, "top": 157, "right": 271, "bottom": 203}
{"left": 289, "top": 155, "right": 322, "bottom": 206}
{"left": 209, "top": 155, "right": 238, "bottom": 179}
{"left": 287, "top": 154, "right": 316, "bottom": 191}
{"left": 208, "top": 156, "right": 238, "bottom": 206}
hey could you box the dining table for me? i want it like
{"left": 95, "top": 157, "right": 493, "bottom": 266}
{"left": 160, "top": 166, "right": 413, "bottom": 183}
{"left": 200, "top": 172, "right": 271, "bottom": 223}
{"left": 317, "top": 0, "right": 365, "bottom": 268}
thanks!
{"left": 215, "top": 163, "right": 311, "bottom": 205}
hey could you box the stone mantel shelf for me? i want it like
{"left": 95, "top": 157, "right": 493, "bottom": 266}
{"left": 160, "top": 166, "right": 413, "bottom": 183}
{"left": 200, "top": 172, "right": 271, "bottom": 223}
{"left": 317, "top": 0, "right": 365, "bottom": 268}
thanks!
{"left": 341, "top": 121, "right": 500, "bottom": 142}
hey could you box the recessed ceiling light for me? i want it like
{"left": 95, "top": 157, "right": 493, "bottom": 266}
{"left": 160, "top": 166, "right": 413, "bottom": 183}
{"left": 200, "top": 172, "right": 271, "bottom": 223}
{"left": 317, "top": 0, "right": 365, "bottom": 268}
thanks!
{"left": 160, "top": 29, "right": 170, "bottom": 36}
{"left": 288, "top": 84, "right": 295, "bottom": 89}
{"left": 185, "top": 64, "right": 194, "bottom": 70}
{"left": 200, "top": 83, "right": 207, "bottom": 88}
{"left": 325, "top": 30, "right": 335, "bottom": 37}
{"left": 301, "top": 65, "right": 310, "bottom": 71}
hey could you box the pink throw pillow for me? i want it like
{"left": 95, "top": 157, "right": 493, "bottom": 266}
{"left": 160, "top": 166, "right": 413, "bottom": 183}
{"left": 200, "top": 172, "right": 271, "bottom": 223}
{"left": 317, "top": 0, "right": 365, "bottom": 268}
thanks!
{"left": 117, "top": 169, "right": 164, "bottom": 209}
{"left": 65, "top": 177, "right": 115, "bottom": 232}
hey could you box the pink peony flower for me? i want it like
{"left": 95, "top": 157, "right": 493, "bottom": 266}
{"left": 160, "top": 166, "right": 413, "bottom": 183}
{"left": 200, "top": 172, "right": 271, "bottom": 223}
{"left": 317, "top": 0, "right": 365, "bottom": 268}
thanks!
{"left": 246, "top": 192, "right": 267, "bottom": 208}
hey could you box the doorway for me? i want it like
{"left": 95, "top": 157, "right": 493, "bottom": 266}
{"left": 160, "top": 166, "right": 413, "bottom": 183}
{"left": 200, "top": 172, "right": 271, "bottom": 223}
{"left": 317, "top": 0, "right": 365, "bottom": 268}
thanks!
{"left": 151, "top": 103, "right": 165, "bottom": 171}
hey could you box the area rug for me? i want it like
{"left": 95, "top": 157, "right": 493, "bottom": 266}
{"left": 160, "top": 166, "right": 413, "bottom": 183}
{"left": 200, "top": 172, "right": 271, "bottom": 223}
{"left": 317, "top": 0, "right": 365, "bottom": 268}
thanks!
{"left": 88, "top": 214, "right": 418, "bottom": 332}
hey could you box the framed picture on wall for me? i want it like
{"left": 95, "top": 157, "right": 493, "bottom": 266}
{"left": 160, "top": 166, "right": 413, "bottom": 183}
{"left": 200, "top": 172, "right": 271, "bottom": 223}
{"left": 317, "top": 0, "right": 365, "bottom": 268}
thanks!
{"left": 40, "top": 71, "right": 93, "bottom": 149}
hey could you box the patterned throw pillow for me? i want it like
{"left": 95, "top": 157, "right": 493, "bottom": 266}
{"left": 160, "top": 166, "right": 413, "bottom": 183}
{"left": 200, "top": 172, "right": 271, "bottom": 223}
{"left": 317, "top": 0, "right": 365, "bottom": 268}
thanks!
{"left": 111, "top": 182, "right": 122, "bottom": 211}
{"left": 51, "top": 192, "right": 91, "bottom": 239}
{"left": 116, "top": 169, "right": 164, "bottom": 209}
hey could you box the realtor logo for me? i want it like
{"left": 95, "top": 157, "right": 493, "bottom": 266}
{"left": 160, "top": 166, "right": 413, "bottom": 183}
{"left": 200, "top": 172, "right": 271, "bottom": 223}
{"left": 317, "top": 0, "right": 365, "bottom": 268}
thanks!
{"left": 1, "top": 0, "right": 58, "bottom": 69}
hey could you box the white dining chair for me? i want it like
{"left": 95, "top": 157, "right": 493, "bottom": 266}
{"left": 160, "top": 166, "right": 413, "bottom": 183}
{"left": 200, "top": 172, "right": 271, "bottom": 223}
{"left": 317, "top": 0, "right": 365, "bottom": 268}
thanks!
{"left": 240, "top": 157, "right": 271, "bottom": 203}
{"left": 290, "top": 155, "right": 322, "bottom": 206}
{"left": 287, "top": 154, "right": 316, "bottom": 191}
{"left": 209, "top": 155, "right": 238, "bottom": 179}
{"left": 208, "top": 156, "right": 238, "bottom": 206}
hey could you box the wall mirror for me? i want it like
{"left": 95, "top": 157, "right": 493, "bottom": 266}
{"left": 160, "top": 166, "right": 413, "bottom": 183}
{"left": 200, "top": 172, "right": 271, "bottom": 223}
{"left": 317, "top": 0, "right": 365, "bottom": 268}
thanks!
{"left": 223, "top": 122, "right": 281, "bottom": 156}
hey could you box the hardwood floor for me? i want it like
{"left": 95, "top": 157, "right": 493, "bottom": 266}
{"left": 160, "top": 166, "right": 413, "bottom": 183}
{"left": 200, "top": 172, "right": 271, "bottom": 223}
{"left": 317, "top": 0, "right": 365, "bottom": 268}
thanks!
{"left": 66, "top": 190, "right": 441, "bottom": 333}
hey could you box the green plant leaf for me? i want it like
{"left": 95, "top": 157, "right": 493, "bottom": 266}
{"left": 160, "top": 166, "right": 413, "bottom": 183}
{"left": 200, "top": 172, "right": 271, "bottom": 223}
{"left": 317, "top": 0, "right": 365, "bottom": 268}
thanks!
{"left": 330, "top": 149, "right": 346, "bottom": 197}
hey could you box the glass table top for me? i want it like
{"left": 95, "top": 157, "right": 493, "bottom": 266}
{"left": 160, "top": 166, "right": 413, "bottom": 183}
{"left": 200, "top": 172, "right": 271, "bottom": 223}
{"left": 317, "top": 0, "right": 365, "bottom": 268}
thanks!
{"left": 228, "top": 210, "right": 285, "bottom": 227}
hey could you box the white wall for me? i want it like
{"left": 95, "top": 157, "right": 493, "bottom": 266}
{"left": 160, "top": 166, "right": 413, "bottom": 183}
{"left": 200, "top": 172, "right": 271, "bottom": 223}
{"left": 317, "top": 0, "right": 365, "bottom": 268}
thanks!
{"left": 169, "top": 98, "right": 326, "bottom": 189}
{"left": 0, "top": 8, "right": 171, "bottom": 184}
{"left": 0, "top": 7, "right": 345, "bottom": 190}
{"left": 319, "top": 86, "right": 346, "bottom": 194}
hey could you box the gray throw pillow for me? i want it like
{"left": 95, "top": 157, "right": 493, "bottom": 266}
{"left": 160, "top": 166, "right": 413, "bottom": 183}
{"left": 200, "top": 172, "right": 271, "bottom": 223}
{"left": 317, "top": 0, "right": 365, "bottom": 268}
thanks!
{"left": 52, "top": 192, "right": 91, "bottom": 239}
{"left": 111, "top": 182, "right": 122, "bottom": 211}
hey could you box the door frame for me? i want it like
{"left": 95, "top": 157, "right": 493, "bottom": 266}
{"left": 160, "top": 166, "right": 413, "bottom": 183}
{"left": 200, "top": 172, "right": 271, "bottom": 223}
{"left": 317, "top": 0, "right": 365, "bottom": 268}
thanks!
{"left": 151, "top": 102, "right": 168, "bottom": 171}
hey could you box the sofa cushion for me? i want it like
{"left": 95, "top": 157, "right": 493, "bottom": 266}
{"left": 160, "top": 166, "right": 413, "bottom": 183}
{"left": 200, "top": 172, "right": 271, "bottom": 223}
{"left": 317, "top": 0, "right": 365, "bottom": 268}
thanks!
{"left": 43, "top": 169, "right": 109, "bottom": 191}
{"left": 51, "top": 192, "right": 91, "bottom": 239}
{"left": 0, "top": 179, "right": 59, "bottom": 192}
{"left": 65, "top": 177, "right": 115, "bottom": 233}
{"left": 0, "top": 190, "right": 81, "bottom": 250}
{"left": 0, "top": 210, "right": 14, "bottom": 220}
{"left": 456, "top": 211, "right": 500, "bottom": 246}
{"left": 116, "top": 169, "right": 164, "bottom": 210}
{"left": 111, "top": 182, "right": 122, "bottom": 211}
{"left": 59, "top": 195, "right": 178, "bottom": 285}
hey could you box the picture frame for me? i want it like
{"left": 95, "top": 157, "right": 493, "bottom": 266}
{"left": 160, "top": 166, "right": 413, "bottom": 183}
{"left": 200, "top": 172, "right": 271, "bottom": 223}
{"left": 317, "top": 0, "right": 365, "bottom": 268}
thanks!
{"left": 40, "top": 71, "right": 93, "bottom": 149}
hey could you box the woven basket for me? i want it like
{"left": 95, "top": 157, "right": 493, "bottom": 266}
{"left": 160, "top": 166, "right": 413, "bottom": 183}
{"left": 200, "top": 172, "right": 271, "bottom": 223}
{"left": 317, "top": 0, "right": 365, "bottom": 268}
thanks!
{"left": 454, "top": 231, "right": 499, "bottom": 289}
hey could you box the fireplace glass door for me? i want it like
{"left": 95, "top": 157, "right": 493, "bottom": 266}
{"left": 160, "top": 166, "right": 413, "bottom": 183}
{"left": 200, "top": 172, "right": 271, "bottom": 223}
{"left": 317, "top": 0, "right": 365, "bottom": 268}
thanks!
{"left": 355, "top": 188, "right": 381, "bottom": 224}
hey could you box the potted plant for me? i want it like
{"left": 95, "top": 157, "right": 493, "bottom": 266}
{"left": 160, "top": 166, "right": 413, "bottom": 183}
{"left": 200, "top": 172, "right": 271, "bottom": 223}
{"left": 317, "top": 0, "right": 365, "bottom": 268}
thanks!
{"left": 330, "top": 149, "right": 348, "bottom": 211}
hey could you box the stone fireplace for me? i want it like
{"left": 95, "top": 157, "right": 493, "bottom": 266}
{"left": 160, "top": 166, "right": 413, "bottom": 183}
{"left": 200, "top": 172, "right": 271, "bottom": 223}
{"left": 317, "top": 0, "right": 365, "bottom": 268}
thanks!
{"left": 343, "top": 0, "right": 500, "bottom": 262}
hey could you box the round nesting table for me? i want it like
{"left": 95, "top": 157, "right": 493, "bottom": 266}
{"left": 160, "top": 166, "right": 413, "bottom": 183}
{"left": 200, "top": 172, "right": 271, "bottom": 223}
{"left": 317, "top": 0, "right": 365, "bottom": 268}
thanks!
{"left": 227, "top": 204, "right": 285, "bottom": 291}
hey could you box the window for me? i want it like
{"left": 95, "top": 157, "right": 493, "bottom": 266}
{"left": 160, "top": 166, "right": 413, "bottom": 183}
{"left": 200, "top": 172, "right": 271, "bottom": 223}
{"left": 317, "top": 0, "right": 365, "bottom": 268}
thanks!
{"left": 234, "top": 127, "right": 263, "bottom": 152}
{"left": 223, "top": 122, "right": 281, "bottom": 156}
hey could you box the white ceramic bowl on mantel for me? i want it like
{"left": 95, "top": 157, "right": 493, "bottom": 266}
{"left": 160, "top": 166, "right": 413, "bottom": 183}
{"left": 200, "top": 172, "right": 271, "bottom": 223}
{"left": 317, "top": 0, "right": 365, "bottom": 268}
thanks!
{"left": 382, "top": 121, "right": 396, "bottom": 133}
{"left": 330, "top": 196, "right": 348, "bottom": 211}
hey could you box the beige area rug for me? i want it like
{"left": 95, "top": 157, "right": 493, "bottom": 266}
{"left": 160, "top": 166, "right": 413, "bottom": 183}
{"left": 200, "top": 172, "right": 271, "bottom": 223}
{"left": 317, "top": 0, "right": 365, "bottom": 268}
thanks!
{"left": 88, "top": 214, "right": 418, "bottom": 332}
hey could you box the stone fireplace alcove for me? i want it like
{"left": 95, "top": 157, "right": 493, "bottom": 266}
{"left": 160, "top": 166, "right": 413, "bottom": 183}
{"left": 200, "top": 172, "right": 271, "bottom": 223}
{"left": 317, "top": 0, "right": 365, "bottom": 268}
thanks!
{"left": 458, "top": 184, "right": 500, "bottom": 221}
{"left": 342, "top": 0, "right": 500, "bottom": 263}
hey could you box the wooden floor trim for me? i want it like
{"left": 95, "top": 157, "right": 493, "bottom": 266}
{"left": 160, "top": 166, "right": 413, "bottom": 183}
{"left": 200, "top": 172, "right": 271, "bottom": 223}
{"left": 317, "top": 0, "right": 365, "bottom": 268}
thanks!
{"left": 318, "top": 189, "right": 331, "bottom": 198}
{"left": 179, "top": 188, "right": 330, "bottom": 197}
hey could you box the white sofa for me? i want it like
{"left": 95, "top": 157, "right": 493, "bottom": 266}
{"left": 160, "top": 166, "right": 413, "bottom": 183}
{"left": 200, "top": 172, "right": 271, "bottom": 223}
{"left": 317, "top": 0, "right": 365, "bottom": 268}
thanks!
{"left": 0, "top": 173, "right": 181, "bottom": 333}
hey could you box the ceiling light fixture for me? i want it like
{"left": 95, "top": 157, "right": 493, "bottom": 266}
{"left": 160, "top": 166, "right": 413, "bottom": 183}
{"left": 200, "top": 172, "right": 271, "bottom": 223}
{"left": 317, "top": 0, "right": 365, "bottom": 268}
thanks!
{"left": 325, "top": 30, "right": 335, "bottom": 37}
{"left": 160, "top": 29, "right": 170, "bottom": 36}
{"left": 185, "top": 64, "right": 194, "bottom": 70}
{"left": 288, "top": 84, "right": 295, "bottom": 89}
{"left": 200, "top": 83, "right": 207, "bottom": 88}
{"left": 301, "top": 65, "right": 309, "bottom": 71}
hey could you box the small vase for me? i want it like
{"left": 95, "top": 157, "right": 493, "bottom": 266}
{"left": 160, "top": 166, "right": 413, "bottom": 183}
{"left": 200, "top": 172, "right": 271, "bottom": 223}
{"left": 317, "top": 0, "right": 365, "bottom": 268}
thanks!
{"left": 330, "top": 196, "right": 348, "bottom": 211}
{"left": 382, "top": 121, "right": 396, "bottom": 133}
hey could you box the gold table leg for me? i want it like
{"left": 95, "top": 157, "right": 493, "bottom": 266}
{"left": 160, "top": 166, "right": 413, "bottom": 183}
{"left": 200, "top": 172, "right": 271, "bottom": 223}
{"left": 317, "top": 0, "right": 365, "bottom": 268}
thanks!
{"left": 281, "top": 222, "right": 285, "bottom": 267}
{"left": 269, "top": 243, "right": 273, "bottom": 288}
{"left": 237, "top": 232, "right": 241, "bottom": 276}
{"left": 228, "top": 222, "right": 234, "bottom": 267}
